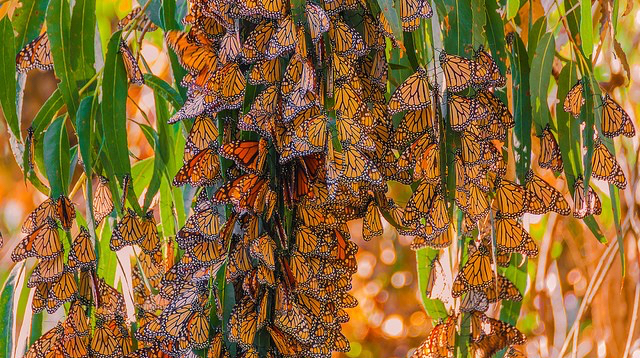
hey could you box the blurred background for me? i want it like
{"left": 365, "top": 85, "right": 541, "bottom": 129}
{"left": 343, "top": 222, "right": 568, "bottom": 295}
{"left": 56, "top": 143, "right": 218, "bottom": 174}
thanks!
{"left": 1, "top": 1, "right": 639, "bottom": 357}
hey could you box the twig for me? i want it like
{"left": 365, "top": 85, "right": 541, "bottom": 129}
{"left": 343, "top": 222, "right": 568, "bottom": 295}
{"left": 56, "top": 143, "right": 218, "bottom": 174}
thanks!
{"left": 623, "top": 282, "right": 640, "bottom": 358}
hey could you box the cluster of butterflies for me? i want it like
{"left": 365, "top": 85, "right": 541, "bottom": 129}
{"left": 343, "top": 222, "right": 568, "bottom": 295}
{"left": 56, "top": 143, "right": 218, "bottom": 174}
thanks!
{"left": 12, "top": 0, "right": 636, "bottom": 356}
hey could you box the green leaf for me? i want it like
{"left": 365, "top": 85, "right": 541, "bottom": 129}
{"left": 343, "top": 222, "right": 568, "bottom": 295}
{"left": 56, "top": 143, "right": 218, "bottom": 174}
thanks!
{"left": 442, "top": 0, "right": 473, "bottom": 55}
{"left": 527, "top": 17, "right": 547, "bottom": 65}
{"left": 499, "top": 257, "right": 527, "bottom": 325}
{"left": 46, "top": 0, "right": 79, "bottom": 119}
{"left": 32, "top": 90, "right": 63, "bottom": 135}
{"left": 564, "top": 0, "right": 580, "bottom": 43}
{"left": 579, "top": 0, "right": 593, "bottom": 57}
{"left": 139, "top": 0, "right": 164, "bottom": 29}
{"left": 144, "top": 74, "right": 184, "bottom": 110}
{"left": 70, "top": 0, "right": 97, "bottom": 80}
{"left": 160, "top": 179, "right": 177, "bottom": 238}
{"left": 506, "top": 0, "right": 519, "bottom": 20}
{"left": 484, "top": 0, "right": 508, "bottom": 76}
{"left": 163, "top": 0, "right": 187, "bottom": 99}
{"left": 101, "top": 30, "right": 131, "bottom": 177}
{"left": 507, "top": 33, "right": 532, "bottom": 183}
{"left": 12, "top": 0, "right": 48, "bottom": 50}
{"left": 139, "top": 124, "right": 164, "bottom": 210}
{"left": 44, "top": 116, "right": 70, "bottom": 197}
{"left": 76, "top": 96, "right": 95, "bottom": 178}
{"left": 375, "top": 0, "right": 402, "bottom": 44}
{"left": 529, "top": 32, "right": 555, "bottom": 135}
{"left": 471, "top": 0, "right": 486, "bottom": 48}
{"left": 0, "top": 263, "right": 22, "bottom": 357}
{"left": 97, "top": 220, "right": 117, "bottom": 284}
{"left": 0, "top": 17, "right": 20, "bottom": 141}
{"left": 415, "top": 248, "right": 448, "bottom": 319}
{"left": 556, "top": 63, "right": 604, "bottom": 242}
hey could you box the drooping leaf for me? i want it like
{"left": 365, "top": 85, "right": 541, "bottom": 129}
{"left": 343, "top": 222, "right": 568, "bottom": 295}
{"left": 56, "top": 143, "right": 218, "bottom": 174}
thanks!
{"left": 76, "top": 95, "right": 95, "bottom": 178}
{"left": 375, "top": 0, "right": 402, "bottom": 45}
{"left": 162, "top": 0, "right": 187, "bottom": 99}
{"left": 499, "top": 256, "right": 527, "bottom": 325}
{"left": 506, "top": 0, "right": 520, "bottom": 20}
{"left": 0, "top": 17, "right": 20, "bottom": 141}
{"left": 12, "top": 0, "right": 48, "bottom": 51}
{"left": 527, "top": 17, "right": 547, "bottom": 65}
{"left": 144, "top": 74, "right": 184, "bottom": 110}
{"left": 529, "top": 32, "right": 555, "bottom": 135}
{"left": 507, "top": 33, "right": 532, "bottom": 183}
{"left": 139, "top": 0, "right": 164, "bottom": 29}
{"left": 32, "top": 89, "right": 63, "bottom": 135}
{"left": 44, "top": 116, "right": 70, "bottom": 197}
{"left": 471, "top": 0, "right": 486, "bottom": 48}
{"left": 101, "top": 30, "right": 131, "bottom": 178}
{"left": 580, "top": 0, "right": 593, "bottom": 57}
{"left": 70, "top": 0, "right": 97, "bottom": 80}
{"left": 442, "top": 0, "right": 473, "bottom": 55}
{"left": 416, "top": 248, "right": 448, "bottom": 319}
{"left": 0, "top": 263, "right": 22, "bottom": 358}
{"left": 46, "top": 0, "right": 79, "bottom": 119}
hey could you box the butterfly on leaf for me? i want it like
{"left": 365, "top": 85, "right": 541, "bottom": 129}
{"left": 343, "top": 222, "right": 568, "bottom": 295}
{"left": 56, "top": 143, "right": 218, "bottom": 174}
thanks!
{"left": 573, "top": 175, "right": 602, "bottom": 219}
{"left": 495, "top": 212, "right": 539, "bottom": 257}
{"left": 120, "top": 41, "right": 144, "bottom": 85}
{"left": 16, "top": 33, "right": 54, "bottom": 73}
{"left": 117, "top": 7, "right": 158, "bottom": 32}
{"left": 538, "top": 124, "right": 564, "bottom": 172}
{"left": 220, "top": 138, "right": 269, "bottom": 175}
{"left": 600, "top": 94, "right": 635, "bottom": 138}
{"left": 410, "top": 314, "right": 457, "bottom": 358}
{"left": 93, "top": 176, "right": 115, "bottom": 224}
{"left": 173, "top": 145, "right": 222, "bottom": 187}
{"left": 400, "top": 0, "right": 433, "bottom": 32}
{"left": 12, "top": 217, "right": 62, "bottom": 262}
{"left": 563, "top": 79, "right": 585, "bottom": 118}
{"left": 439, "top": 50, "right": 474, "bottom": 92}
{"left": 470, "top": 313, "right": 526, "bottom": 358}
{"left": 388, "top": 66, "right": 432, "bottom": 115}
{"left": 472, "top": 46, "right": 506, "bottom": 88}
{"left": 68, "top": 226, "right": 97, "bottom": 271}
{"left": 452, "top": 243, "right": 494, "bottom": 297}
{"left": 524, "top": 170, "right": 571, "bottom": 215}
{"left": 591, "top": 139, "right": 627, "bottom": 189}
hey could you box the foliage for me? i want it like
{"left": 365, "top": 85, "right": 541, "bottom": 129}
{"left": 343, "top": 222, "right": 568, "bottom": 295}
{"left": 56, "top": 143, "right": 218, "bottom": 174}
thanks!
{"left": 0, "top": 0, "right": 637, "bottom": 357}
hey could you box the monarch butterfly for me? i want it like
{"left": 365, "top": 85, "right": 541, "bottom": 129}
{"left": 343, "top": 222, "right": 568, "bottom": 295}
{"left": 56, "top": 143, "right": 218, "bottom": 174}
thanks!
{"left": 563, "top": 79, "right": 585, "bottom": 118}
{"left": 117, "top": 7, "right": 158, "bottom": 32}
{"left": 213, "top": 174, "right": 271, "bottom": 214}
{"left": 601, "top": 94, "right": 635, "bottom": 138}
{"left": 248, "top": 57, "right": 282, "bottom": 85}
{"left": 538, "top": 124, "right": 564, "bottom": 172}
{"left": 340, "top": 141, "right": 384, "bottom": 186}
{"left": 91, "top": 316, "right": 132, "bottom": 358}
{"left": 220, "top": 139, "right": 269, "bottom": 175}
{"left": 68, "top": 226, "right": 97, "bottom": 271}
{"left": 236, "top": 0, "right": 287, "bottom": 19}
{"left": 184, "top": 115, "right": 219, "bottom": 162}
{"left": 218, "top": 31, "right": 242, "bottom": 64}
{"left": 460, "top": 290, "right": 490, "bottom": 313}
{"left": 274, "top": 286, "right": 314, "bottom": 344}
{"left": 363, "top": 200, "right": 383, "bottom": 241}
{"left": 28, "top": 255, "right": 64, "bottom": 285}
{"left": 265, "top": 16, "right": 296, "bottom": 59}
{"left": 470, "top": 314, "right": 526, "bottom": 358}
{"left": 400, "top": 0, "right": 433, "bottom": 32}
{"left": 268, "top": 326, "right": 303, "bottom": 356}
{"left": 485, "top": 274, "right": 523, "bottom": 303}
{"left": 110, "top": 209, "right": 144, "bottom": 251}
{"left": 524, "top": 170, "right": 571, "bottom": 215}
{"left": 23, "top": 322, "right": 62, "bottom": 357}
{"left": 410, "top": 314, "right": 457, "bottom": 358}
{"left": 306, "top": 3, "right": 330, "bottom": 43}
{"left": 440, "top": 50, "right": 474, "bottom": 92}
{"left": 120, "top": 174, "right": 131, "bottom": 211}
{"left": 411, "top": 225, "right": 452, "bottom": 250}
{"left": 229, "top": 298, "right": 258, "bottom": 349}
{"left": 504, "top": 347, "right": 527, "bottom": 358}
{"left": 249, "top": 233, "right": 277, "bottom": 270}
{"left": 52, "top": 196, "right": 75, "bottom": 233}
{"left": 173, "top": 146, "right": 222, "bottom": 187}
{"left": 334, "top": 80, "right": 364, "bottom": 119}
{"left": 591, "top": 139, "right": 627, "bottom": 189}
{"left": 448, "top": 94, "right": 487, "bottom": 132}
{"left": 473, "top": 46, "right": 506, "bottom": 88}
{"left": 328, "top": 17, "right": 367, "bottom": 57}
{"left": 452, "top": 244, "right": 494, "bottom": 297}
{"left": 388, "top": 66, "right": 432, "bottom": 115}
{"left": 475, "top": 89, "right": 513, "bottom": 133}
{"left": 125, "top": 347, "right": 172, "bottom": 358}
{"left": 120, "top": 41, "right": 144, "bottom": 85}
{"left": 22, "top": 197, "right": 57, "bottom": 234}
{"left": 492, "top": 178, "right": 528, "bottom": 218}
{"left": 32, "top": 268, "right": 78, "bottom": 314}
{"left": 12, "top": 217, "right": 62, "bottom": 261}
{"left": 93, "top": 176, "right": 115, "bottom": 224}
{"left": 242, "top": 21, "right": 276, "bottom": 63}
{"left": 495, "top": 212, "right": 539, "bottom": 256}
{"left": 165, "top": 30, "right": 218, "bottom": 73}
{"left": 16, "top": 33, "right": 54, "bottom": 73}
{"left": 573, "top": 175, "right": 602, "bottom": 219}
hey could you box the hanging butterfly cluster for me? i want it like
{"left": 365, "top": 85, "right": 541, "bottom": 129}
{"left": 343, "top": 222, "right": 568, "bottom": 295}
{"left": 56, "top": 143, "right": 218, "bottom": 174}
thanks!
{"left": 12, "top": 0, "right": 637, "bottom": 356}
{"left": 149, "top": 0, "right": 434, "bottom": 356}
{"left": 393, "top": 42, "right": 635, "bottom": 356}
